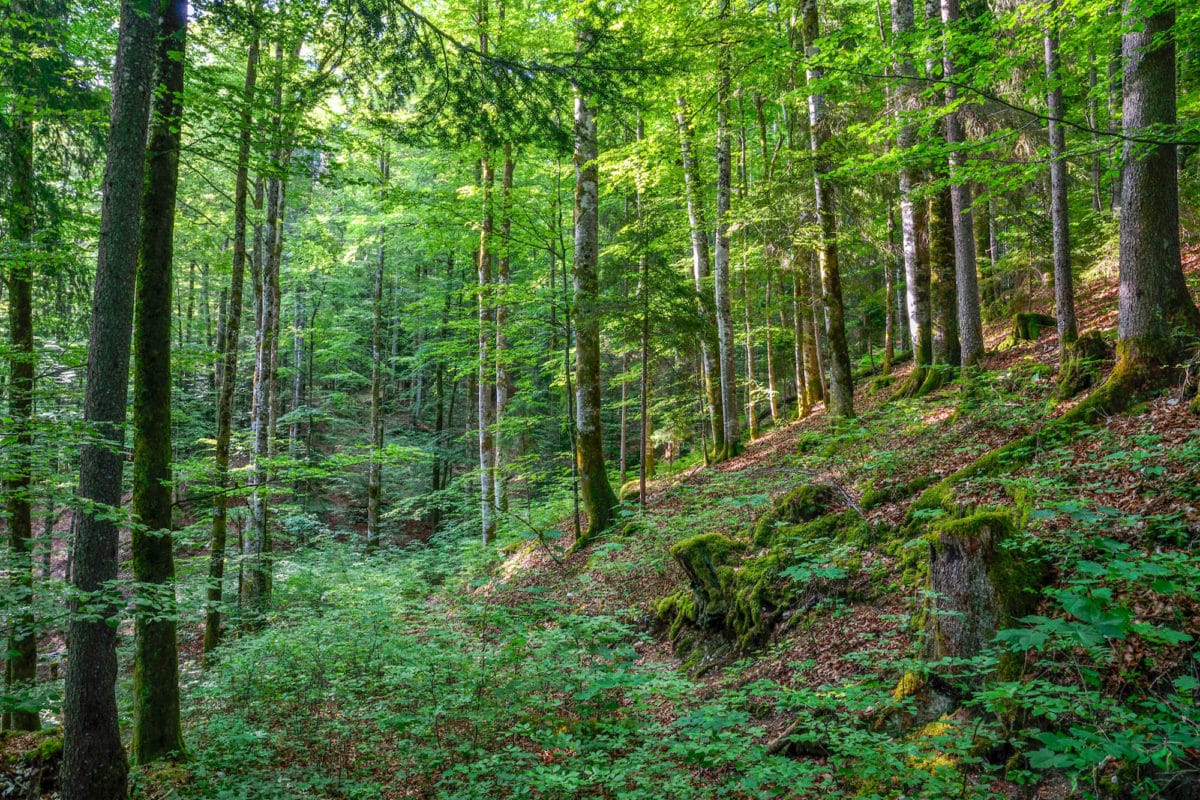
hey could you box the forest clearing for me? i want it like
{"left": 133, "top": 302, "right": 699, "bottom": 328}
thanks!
{"left": 1, "top": 0, "right": 1199, "bottom": 797}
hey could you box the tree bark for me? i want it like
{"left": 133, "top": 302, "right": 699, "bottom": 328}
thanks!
{"left": 1044, "top": 0, "right": 1077, "bottom": 354}
{"left": 675, "top": 98, "right": 724, "bottom": 455}
{"left": 203, "top": 35, "right": 256, "bottom": 658}
{"left": 714, "top": 0, "right": 741, "bottom": 454}
{"left": 1115, "top": 1, "right": 1200, "bottom": 369}
{"left": 477, "top": 150, "right": 496, "bottom": 544}
{"left": 63, "top": 0, "right": 159, "bottom": 795}
{"left": 494, "top": 145, "right": 513, "bottom": 513}
{"left": 930, "top": 187, "right": 960, "bottom": 368}
{"left": 891, "top": 0, "right": 933, "bottom": 390}
{"left": 131, "top": 0, "right": 187, "bottom": 764}
{"left": 801, "top": 0, "right": 854, "bottom": 418}
{"left": 940, "top": 0, "right": 984, "bottom": 365}
{"left": 366, "top": 148, "right": 388, "bottom": 553}
{"left": 572, "top": 22, "right": 618, "bottom": 543}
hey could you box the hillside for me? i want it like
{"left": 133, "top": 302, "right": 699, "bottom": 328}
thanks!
{"left": 55, "top": 253, "right": 1190, "bottom": 800}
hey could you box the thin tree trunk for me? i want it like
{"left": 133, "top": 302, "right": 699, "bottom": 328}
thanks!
{"left": 714, "top": 0, "right": 740, "bottom": 454}
{"left": 63, "top": 0, "right": 159, "bottom": 793}
{"left": 883, "top": 200, "right": 897, "bottom": 375}
{"left": 3, "top": 2, "right": 39, "bottom": 733}
{"left": 366, "top": 148, "right": 388, "bottom": 553}
{"left": 477, "top": 150, "right": 496, "bottom": 544}
{"left": 494, "top": 145, "right": 513, "bottom": 513}
{"left": 930, "top": 187, "right": 960, "bottom": 368}
{"left": 203, "top": 35, "right": 256, "bottom": 658}
{"left": 675, "top": 98, "right": 724, "bottom": 454}
{"left": 1044, "top": 0, "right": 1077, "bottom": 353}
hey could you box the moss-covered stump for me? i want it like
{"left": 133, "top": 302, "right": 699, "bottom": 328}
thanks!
{"left": 752, "top": 484, "right": 834, "bottom": 546}
{"left": 618, "top": 478, "right": 642, "bottom": 503}
{"left": 1009, "top": 312, "right": 1057, "bottom": 343}
{"left": 1055, "top": 330, "right": 1111, "bottom": 400}
{"left": 0, "top": 728, "right": 62, "bottom": 797}
{"left": 923, "top": 510, "right": 1046, "bottom": 669}
{"left": 667, "top": 533, "right": 744, "bottom": 629}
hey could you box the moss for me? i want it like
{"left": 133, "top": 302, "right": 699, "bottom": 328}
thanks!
{"left": 618, "top": 479, "right": 642, "bottom": 503}
{"left": 774, "top": 510, "right": 870, "bottom": 548}
{"left": 869, "top": 373, "right": 895, "bottom": 396}
{"left": 669, "top": 533, "right": 745, "bottom": 628}
{"left": 751, "top": 484, "right": 834, "bottom": 546}
{"left": 654, "top": 589, "right": 698, "bottom": 641}
{"left": 1054, "top": 330, "right": 1111, "bottom": 400}
{"left": 893, "top": 670, "right": 925, "bottom": 702}
{"left": 862, "top": 474, "right": 937, "bottom": 511}
{"left": 1009, "top": 312, "right": 1057, "bottom": 344}
{"left": 725, "top": 552, "right": 784, "bottom": 650}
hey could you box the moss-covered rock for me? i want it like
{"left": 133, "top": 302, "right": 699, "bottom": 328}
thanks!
{"left": 618, "top": 479, "right": 642, "bottom": 503}
{"left": 923, "top": 509, "right": 1047, "bottom": 673}
{"left": 752, "top": 484, "right": 835, "bottom": 546}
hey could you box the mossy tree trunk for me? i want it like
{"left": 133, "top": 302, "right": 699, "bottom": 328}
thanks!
{"left": 929, "top": 186, "right": 960, "bottom": 373}
{"left": 366, "top": 147, "right": 388, "bottom": 554}
{"left": 64, "top": 0, "right": 160, "bottom": 794}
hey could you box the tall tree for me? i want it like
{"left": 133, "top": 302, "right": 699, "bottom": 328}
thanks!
{"left": 800, "top": 0, "right": 854, "bottom": 418}
{"left": 713, "top": 0, "right": 740, "bottom": 455}
{"left": 62, "top": 0, "right": 160, "bottom": 794}
{"left": 1111, "top": 0, "right": 1200, "bottom": 391}
{"left": 2, "top": 0, "right": 43, "bottom": 734}
{"left": 571, "top": 14, "right": 618, "bottom": 545}
{"left": 939, "top": 0, "right": 984, "bottom": 365}
{"left": 205, "top": 33, "right": 259, "bottom": 657}
{"left": 675, "top": 97, "right": 725, "bottom": 456}
{"left": 1043, "top": 0, "right": 1076, "bottom": 356}
{"left": 891, "top": 0, "right": 933, "bottom": 394}
{"left": 366, "top": 146, "right": 388, "bottom": 553}
{"left": 131, "top": 0, "right": 187, "bottom": 764}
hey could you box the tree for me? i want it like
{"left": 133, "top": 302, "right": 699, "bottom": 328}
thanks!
{"left": 713, "top": 0, "right": 740, "bottom": 456}
{"left": 571, "top": 15, "right": 618, "bottom": 546}
{"left": 939, "top": 0, "right": 984, "bottom": 366}
{"left": 131, "top": 0, "right": 187, "bottom": 764}
{"left": 205, "top": 30, "right": 259, "bottom": 659}
{"left": 62, "top": 0, "right": 160, "bottom": 794}
{"left": 675, "top": 97, "right": 725, "bottom": 455}
{"left": 1043, "top": 0, "right": 1076, "bottom": 358}
{"left": 1110, "top": 0, "right": 1200, "bottom": 390}
{"left": 800, "top": 0, "right": 854, "bottom": 418}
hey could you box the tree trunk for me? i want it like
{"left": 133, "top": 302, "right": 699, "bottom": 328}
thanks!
{"left": 675, "top": 98, "right": 724, "bottom": 455}
{"left": 572, "top": 24, "right": 618, "bottom": 543}
{"left": 366, "top": 148, "right": 388, "bottom": 553}
{"left": 1115, "top": 1, "right": 1200, "bottom": 371}
{"left": 494, "top": 145, "right": 513, "bottom": 514}
{"left": 883, "top": 200, "right": 897, "bottom": 375}
{"left": 203, "top": 34, "right": 256, "bottom": 658}
{"left": 3, "top": 6, "right": 39, "bottom": 733}
{"left": 1044, "top": 1, "right": 1077, "bottom": 355}
{"left": 714, "top": 0, "right": 740, "bottom": 455}
{"left": 801, "top": 0, "right": 854, "bottom": 418}
{"left": 940, "top": 0, "right": 984, "bottom": 365}
{"left": 244, "top": 41, "right": 289, "bottom": 620}
{"left": 477, "top": 150, "right": 496, "bottom": 544}
{"left": 130, "top": 0, "right": 187, "bottom": 765}
{"left": 930, "top": 187, "right": 960, "bottom": 369}
{"left": 63, "top": 0, "right": 159, "bottom": 795}
{"left": 891, "top": 0, "right": 932, "bottom": 392}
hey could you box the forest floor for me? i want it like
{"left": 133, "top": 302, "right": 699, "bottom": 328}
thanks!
{"left": 10, "top": 256, "right": 1199, "bottom": 799}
